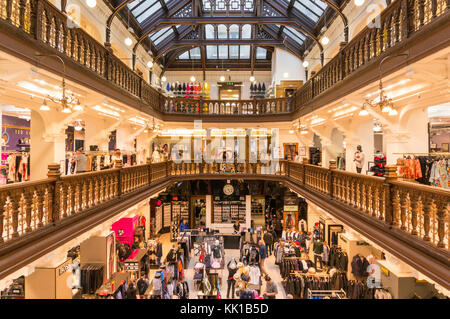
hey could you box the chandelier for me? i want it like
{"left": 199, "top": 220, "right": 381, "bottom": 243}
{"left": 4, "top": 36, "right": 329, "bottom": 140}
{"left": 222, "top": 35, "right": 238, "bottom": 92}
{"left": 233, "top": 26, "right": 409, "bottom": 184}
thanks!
{"left": 361, "top": 53, "right": 408, "bottom": 117}
{"left": 36, "top": 54, "right": 83, "bottom": 113}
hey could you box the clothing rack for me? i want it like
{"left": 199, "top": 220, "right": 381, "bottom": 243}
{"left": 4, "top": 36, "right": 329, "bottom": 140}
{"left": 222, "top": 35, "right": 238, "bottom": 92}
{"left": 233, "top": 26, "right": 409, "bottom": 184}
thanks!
{"left": 307, "top": 289, "right": 346, "bottom": 299}
{"left": 290, "top": 271, "right": 329, "bottom": 278}
{"left": 393, "top": 152, "right": 450, "bottom": 156}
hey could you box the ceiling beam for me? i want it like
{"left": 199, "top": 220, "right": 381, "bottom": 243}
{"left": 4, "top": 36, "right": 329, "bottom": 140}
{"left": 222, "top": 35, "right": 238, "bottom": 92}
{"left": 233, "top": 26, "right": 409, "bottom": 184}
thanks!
{"left": 105, "top": 0, "right": 135, "bottom": 48}
{"left": 322, "top": 0, "right": 349, "bottom": 42}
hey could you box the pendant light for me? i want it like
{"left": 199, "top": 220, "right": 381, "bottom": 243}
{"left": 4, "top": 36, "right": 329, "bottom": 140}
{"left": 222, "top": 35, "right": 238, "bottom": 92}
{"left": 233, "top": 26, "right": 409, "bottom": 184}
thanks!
{"left": 321, "top": 11, "right": 329, "bottom": 46}
{"left": 40, "top": 100, "right": 50, "bottom": 111}
{"left": 250, "top": 75, "right": 255, "bottom": 82}
{"left": 359, "top": 105, "right": 369, "bottom": 116}
{"left": 124, "top": 11, "right": 132, "bottom": 46}
{"left": 86, "top": 0, "right": 96, "bottom": 8}
{"left": 161, "top": 76, "right": 167, "bottom": 82}
{"left": 302, "top": 61, "right": 309, "bottom": 68}
{"left": 190, "top": 75, "right": 196, "bottom": 82}
{"left": 354, "top": 0, "right": 365, "bottom": 6}
{"left": 220, "top": 75, "right": 225, "bottom": 82}
{"left": 147, "top": 61, "right": 154, "bottom": 68}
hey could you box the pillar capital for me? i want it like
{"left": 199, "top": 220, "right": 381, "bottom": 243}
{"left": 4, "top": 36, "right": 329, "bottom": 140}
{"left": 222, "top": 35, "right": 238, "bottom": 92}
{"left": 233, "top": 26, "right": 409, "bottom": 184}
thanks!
{"left": 47, "top": 163, "right": 61, "bottom": 179}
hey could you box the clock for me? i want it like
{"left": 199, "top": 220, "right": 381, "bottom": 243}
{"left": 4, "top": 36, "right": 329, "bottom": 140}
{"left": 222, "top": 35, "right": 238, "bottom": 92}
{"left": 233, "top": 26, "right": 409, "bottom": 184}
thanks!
{"left": 223, "top": 183, "right": 234, "bottom": 196}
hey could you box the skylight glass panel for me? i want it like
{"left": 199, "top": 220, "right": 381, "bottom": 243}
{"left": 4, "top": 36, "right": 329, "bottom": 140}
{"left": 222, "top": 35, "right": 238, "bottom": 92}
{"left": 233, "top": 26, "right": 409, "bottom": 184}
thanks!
{"left": 152, "top": 28, "right": 173, "bottom": 45}
{"left": 190, "top": 47, "right": 201, "bottom": 59}
{"left": 293, "top": 0, "right": 324, "bottom": 22}
{"left": 179, "top": 51, "right": 190, "bottom": 59}
{"left": 243, "top": 0, "right": 254, "bottom": 11}
{"left": 229, "top": 25, "right": 239, "bottom": 39}
{"left": 134, "top": 2, "right": 162, "bottom": 23}
{"left": 229, "top": 45, "right": 239, "bottom": 59}
{"left": 205, "top": 24, "right": 215, "bottom": 39}
{"left": 242, "top": 24, "right": 252, "bottom": 39}
{"left": 284, "top": 26, "right": 306, "bottom": 44}
{"left": 256, "top": 47, "right": 267, "bottom": 59}
{"left": 206, "top": 45, "right": 218, "bottom": 59}
{"left": 218, "top": 24, "right": 227, "bottom": 39}
{"left": 218, "top": 45, "right": 228, "bottom": 59}
{"left": 240, "top": 45, "right": 250, "bottom": 59}
{"left": 150, "top": 28, "right": 168, "bottom": 41}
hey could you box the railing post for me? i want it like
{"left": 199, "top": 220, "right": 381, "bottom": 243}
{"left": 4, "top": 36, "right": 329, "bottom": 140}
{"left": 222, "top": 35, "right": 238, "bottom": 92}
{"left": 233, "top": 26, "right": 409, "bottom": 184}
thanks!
{"left": 48, "top": 163, "right": 61, "bottom": 223}
{"left": 115, "top": 160, "right": 123, "bottom": 196}
{"left": 400, "top": 0, "right": 411, "bottom": 40}
{"left": 302, "top": 164, "right": 306, "bottom": 185}
{"left": 146, "top": 158, "right": 152, "bottom": 184}
{"left": 328, "top": 169, "right": 334, "bottom": 199}
{"left": 384, "top": 165, "right": 398, "bottom": 225}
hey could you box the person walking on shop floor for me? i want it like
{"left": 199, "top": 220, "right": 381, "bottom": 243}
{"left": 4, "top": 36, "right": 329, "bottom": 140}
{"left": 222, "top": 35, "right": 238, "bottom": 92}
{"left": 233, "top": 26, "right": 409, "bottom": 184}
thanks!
{"left": 263, "top": 230, "right": 273, "bottom": 256}
{"left": 258, "top": 240, "right": 267, "bottom": 275}
{"left": 156, "top": 238, "right": 163, "bottom": 267}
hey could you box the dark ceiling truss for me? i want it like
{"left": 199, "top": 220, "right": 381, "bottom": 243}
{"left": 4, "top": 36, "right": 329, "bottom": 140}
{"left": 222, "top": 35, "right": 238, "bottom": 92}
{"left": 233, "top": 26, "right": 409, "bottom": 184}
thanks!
{"left": 102, "top": 0, "right": 348, "bottom": 73}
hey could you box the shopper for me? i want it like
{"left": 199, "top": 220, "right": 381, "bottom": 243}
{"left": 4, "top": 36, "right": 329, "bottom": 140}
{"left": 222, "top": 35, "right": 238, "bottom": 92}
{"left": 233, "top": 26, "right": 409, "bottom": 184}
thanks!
{"left": 137, "top": 275, "right": 149, "bottom": 298}
{"left": 322, "top": 241, "right": 330, "bottom": 269}
{"left": 227, "top": 258, "right": 238, "bottom": 299}
{"left": 73, "top": 149, "right": 87, "bottom": 174}
{"left": 131, "top": 236, "right": 140, "bottom": 250}
{"left": 258, "top": 240, "right": 267, "bottom": 275}
{"left": 156, "top": 238, "right": 163, "bottom": 266}
{"left": 263, "top": 276, "right": 278, "bottom": 299}
{"left": 179, "top": 219, "right": 189, "bottom": 233}
{"left": 233, "top": 220, "right": 241, "bottom": 234}
{"left": 126, "top": 282, "right": 137, "bottom": 299}
{"left": 176, "top": 276, "right": 189, "bottom": 299}
{"left": 263, "top": 231, "right": 273, "bottom": 256}
{"left": 313, "top": 239, "right": 324, "bottom": 270}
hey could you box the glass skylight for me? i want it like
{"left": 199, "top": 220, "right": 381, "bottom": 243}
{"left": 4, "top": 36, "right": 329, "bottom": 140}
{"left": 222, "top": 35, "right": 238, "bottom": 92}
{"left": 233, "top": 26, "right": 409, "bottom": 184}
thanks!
{"left": 256, "top": 47, "right": 267, "bottom": 59}
{"left": 128, "top": 0, "right": 162, "bottom": 24}
{"left": 150, "top": 27, "right": 174, "bottom": 46}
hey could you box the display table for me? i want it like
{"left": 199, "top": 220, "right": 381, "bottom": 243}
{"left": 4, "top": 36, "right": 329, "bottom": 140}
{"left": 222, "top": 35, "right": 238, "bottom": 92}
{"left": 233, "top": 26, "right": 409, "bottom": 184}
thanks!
{"left": 96, "top": 272, "right": 130, "bottom": 297}
{"left": 122, "top": 248, "right": 147, "bottom": 279}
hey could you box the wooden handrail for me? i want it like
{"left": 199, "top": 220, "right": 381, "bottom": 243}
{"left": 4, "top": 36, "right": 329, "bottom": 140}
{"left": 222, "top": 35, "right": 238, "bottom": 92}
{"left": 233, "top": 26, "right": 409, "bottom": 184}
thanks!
{"left": 1, "top": 0, "right": 446, "bottom": 116}
{"left": 0, "top": 160, "right": 447, "bottom": 251}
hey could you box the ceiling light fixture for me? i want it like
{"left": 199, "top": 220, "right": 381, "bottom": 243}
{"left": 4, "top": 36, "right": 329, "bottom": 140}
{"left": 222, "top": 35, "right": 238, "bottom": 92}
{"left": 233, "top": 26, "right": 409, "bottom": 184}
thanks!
{"left": 354, "top": 0, "right": 365, "bottom": 6}
{"left": 86, "top": 0, "right": 96, "bottom": 8}
{"left": 302, "top": 61, "right": 309, "bottom": 68}
{"left": 359, "top": 105, "right": 369, "bottom": 116}
{"left": 190, "top": 75, "right": 196, "bottom": 82}
{"left": 321, "top": 36, "right": 329, "bottom": 45}
{"left": 161, "top": 76, "right": 167, "bottom": 82}
{"left": 40, "top": 100, "right": 50, "bottom": 111}
{"left": 250, "top": 75, "right": 255, "bottom": 82}
{"left": 35, "top": 53, "right": 80, "bottom": 114}
{"left": 220, "top": 75, "right": 225, "bottom": 82}
{"left": 363, "top": 54, "right": 408, "bottom": 116}
{"left": 147, "top": 61, "right": 153, "bottom": 68}
{"left": 73, "top": 101, "right": 83, "bottom": 111}
{"left": 125, "top": 37, "right": 132, "bottom": 46}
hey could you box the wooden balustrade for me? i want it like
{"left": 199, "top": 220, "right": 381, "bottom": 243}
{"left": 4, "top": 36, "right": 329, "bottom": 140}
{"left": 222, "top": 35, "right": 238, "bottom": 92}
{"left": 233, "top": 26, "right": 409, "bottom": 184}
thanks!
{"left": 162, "top": 98, "right": 291, "bottom": 115}
{"left": 1, "top": 0, "right": 448, "bottom": 116}
{"left": 292, "top": 0, "right": 448, "bottom": 111}
{"left": 0, "top": 160, "right": 448, "bottom": 251}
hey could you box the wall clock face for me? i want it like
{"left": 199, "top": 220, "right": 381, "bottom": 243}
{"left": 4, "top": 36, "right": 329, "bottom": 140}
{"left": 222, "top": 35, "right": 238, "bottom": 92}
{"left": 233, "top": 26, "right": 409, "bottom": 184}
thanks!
{"left": 223, "top": 184, "right": 234, "bottom": 195}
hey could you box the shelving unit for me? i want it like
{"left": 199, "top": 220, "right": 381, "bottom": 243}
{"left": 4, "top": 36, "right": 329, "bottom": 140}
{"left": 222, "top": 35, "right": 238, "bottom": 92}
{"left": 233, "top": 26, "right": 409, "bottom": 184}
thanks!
{"left": 213, "top": 197, "right": 246, "bottom": 224}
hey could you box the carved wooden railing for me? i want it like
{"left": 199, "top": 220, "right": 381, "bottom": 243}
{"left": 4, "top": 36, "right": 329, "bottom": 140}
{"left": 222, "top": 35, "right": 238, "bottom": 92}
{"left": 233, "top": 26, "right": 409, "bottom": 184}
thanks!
{"left": 292, "top": 0, "right": 449, "bottom": 109}
{"left": 162, "top": 98, "right": 292, "bottom": 115}
{"left": 0, "top": 160, "right": 448, "bottom": 252}
{"left": 0, "top": 0, "right": 448, "bottom": 117}
{"left": 288, "top": 162, "right": 449, "bottom": 250}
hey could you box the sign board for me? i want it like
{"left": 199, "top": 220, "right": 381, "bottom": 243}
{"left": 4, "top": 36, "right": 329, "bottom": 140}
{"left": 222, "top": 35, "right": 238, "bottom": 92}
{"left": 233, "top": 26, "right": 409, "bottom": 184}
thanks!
{"left": 124, "top": 262, "right": 139, "bottom": 272}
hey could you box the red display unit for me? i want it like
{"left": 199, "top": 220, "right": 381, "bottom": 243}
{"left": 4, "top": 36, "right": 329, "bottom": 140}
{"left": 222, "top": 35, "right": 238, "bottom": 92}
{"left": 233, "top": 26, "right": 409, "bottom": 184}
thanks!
{"left": 111, "top": 215, "right": 139, "bottom": 248}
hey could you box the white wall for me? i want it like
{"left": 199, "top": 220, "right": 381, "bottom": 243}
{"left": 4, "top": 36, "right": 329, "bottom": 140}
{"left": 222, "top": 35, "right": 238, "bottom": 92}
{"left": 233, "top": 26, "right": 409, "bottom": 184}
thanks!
{"left": 271, "top": 48, "right": 306, "bottom": 87}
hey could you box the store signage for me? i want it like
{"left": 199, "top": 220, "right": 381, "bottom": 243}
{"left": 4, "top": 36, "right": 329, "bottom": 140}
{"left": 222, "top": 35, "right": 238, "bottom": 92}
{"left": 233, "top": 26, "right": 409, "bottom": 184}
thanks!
{"left": 58, "top": 261, "right": 72, "bottom": 276}
{"left": 283, "top": 195, "right": 298, "bottom": 212}
{"left": 356, "top": 241, "right": 370, "bottom": 246}
{"left": 124, "top": 262, "right": 139, "bottom": 271}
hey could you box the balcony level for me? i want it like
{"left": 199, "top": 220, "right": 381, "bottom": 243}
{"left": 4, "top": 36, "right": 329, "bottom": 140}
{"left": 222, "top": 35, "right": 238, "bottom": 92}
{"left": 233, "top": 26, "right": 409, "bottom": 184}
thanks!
{"left": 0, "top": 0, "right": 448, "bottom": 122}
{"left": 0, "top": 160, "right": 448, "bottom": 290}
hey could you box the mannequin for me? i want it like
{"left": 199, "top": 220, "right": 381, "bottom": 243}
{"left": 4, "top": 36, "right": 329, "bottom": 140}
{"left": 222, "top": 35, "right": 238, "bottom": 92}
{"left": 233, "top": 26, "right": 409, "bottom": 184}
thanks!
{"left": 353, "top": 145, "right": 365, "bottom": 173}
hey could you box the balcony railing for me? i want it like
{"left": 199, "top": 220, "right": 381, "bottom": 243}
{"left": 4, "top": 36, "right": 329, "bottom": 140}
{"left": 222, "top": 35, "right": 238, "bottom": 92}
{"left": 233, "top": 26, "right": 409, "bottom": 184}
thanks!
{"left": 161, "top": 98, "right": 292, "bottom": 115}
{"left": 0, "top": 160, "right": 448, "bottom": 252}
{"left": 0, "top": 0, "right": 447, "bottom": 117}
{"left": 292, "top": 0, "right": 449, "bottom": 106}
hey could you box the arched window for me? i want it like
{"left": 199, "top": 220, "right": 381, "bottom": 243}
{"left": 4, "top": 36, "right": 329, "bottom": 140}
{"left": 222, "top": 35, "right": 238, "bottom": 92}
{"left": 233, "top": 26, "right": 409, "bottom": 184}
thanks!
{"left": 205, "top": 24, "right": 215, "bottom": 39}
{"left": 229, "top": 24, "right": 239, "bottom": 39}
{"left": 242, "top": 24, "right": 252, "bottom": 39}
{"left": 218, "top": 24, "right": 227, "bottom": 39}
